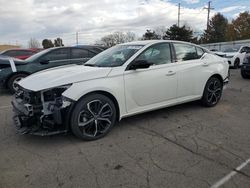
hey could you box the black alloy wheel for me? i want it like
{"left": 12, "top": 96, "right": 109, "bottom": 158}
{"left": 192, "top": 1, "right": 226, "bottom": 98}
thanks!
{"left": 7, "top": 73, "right": 28, "bottom": 93}
{"left": 71, "top": 94, "right": 116, "bottom": 141}
{"left": 201, "top": 77, "right": 223, "bottom": 107}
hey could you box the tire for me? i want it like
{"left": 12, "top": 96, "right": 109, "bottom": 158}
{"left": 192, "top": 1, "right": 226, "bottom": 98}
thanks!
{"left": 7, "top": 73, "right": 28, "bottom": 93}
{"left": 70, "top": 94, "right": 117, "bottom": 141}
{"left": 234, "top": 58, "right": 240, "bottom": 69}
{"left": 201, "top": 77, "right": 223, "bottom": 107}
{"left": 241, "top": 70, "right": 250, "bottom": 79}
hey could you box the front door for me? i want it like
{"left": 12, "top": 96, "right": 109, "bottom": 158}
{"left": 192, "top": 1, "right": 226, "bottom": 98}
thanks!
{"left": 28, "top": 48, "right": 71, "bottom": 73}
{"left": 124, "top": 43, "right": 178, "bottom": 113}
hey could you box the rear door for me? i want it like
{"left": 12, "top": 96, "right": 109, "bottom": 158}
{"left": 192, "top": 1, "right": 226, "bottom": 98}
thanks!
{"left": 172, "top": 43, "right": 210, "bottom": 98}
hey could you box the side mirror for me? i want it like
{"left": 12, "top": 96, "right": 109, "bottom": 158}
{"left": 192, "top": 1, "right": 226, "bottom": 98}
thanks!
{"left": 40, "top": 58, "right": 50, "bottom": 65}
{"left": 129, "top": 60, "right": 153, "bottom": 70}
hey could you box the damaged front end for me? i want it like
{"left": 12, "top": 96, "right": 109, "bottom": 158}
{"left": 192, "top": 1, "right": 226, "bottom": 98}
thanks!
{"left": 12, "top": 85, "right": 74, "bottom": 136}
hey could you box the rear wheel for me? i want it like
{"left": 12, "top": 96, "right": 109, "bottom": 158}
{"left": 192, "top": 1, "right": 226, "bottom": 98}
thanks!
{"left": 70, "top": 94, "right": 117, "bottom": 141}
{"left": 201, "top": 77, "right": 223, "bottom": 107}
{"left": 7, "top": 73, "right": 28, "bottom": 93}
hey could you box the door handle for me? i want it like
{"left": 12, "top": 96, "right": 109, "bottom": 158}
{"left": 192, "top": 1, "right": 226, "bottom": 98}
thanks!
{"left": 202, "top": 62, "right": 209, "bottom": 67}
{"left": 166, "top": 70, "right": 176, "bottom": 76}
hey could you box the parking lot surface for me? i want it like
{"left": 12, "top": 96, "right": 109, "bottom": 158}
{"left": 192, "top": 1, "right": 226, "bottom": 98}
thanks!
{"left": 0, "top": 69, "right": 250, "bottom": 188}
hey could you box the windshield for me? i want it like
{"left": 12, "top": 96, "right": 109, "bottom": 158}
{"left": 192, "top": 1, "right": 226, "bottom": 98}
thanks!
{"left": 84, "top": 45, "right": 144, "bottom": 67}
{"left": 223, "top": 46, "right": 240, "bottom": 53}
{"left": 25, "top": 48, "right": 50, "bottom": 62}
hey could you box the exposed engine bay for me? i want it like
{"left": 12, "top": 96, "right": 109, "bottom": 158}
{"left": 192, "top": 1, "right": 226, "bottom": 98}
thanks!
{"left": 12, "top": 85, "right": 73, "bottom": 135}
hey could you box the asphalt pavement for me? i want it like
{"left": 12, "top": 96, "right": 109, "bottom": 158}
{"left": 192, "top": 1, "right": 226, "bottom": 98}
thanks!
{"left": 0, "top": 69, "right": 250, "bottom": 188}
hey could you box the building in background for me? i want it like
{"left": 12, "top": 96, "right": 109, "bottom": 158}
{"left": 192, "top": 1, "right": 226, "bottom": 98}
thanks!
{"left": 0, "top": 45, "right": 20, "bottom": 52}
{"left": 201, "top": 39, "right": 250, "bottom": 52}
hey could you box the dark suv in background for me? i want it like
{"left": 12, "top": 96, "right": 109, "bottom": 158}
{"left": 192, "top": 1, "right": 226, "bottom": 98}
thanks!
{"left": 241, "top": 55, "right": 250, "bottom": 79}
{"left": 0, "top": 46, "right": 105, "bottom": 92}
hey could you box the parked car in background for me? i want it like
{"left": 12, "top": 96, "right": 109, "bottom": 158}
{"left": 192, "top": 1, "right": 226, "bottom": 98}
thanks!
{"left": 0, "top": 48, "right": 41, "bottom": 60}
{"left": 210, "top": 50, "right": 226, "bottom": 58}
{"left": 12, "top": 40, "right": 229, "bottom": 140}
{"left": 73, "top": 45, "right": 108, "bottom": 53}
{"left": 0, "top": 46, "right": 104, "bottom": 92}
{"left": 241, "top": 54, "right": 250, "bottom": 79}
{"left": 221, "top": 46, "right": 250, "bottom": 68}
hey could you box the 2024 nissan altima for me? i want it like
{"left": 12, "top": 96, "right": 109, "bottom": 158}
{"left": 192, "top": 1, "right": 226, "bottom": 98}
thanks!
{"left": 12, "top": 40, "right": 229, "bottom": 140}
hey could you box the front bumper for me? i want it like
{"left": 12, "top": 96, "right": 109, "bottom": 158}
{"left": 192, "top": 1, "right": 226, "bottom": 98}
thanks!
{"left": 12, "top": 97, "right": 68, "bottom": 136}
{"left": 223, "top": 70, "right": 230, "bottom": 89}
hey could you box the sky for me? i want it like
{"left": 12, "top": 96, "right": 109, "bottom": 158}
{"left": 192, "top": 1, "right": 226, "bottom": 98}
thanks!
{"left": 0, "top": 0, "right": 249, "bottom": 46}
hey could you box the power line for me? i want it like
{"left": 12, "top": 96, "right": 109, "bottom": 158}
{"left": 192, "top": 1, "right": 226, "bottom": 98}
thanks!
{"left": 204, "top": 1, "right": 214, "bottom": 30}
{"left": 178, "top": 3, "right": 180, "bottom": 27}
{"left": 76, "top": 32, "right": 79, "bottom": 45}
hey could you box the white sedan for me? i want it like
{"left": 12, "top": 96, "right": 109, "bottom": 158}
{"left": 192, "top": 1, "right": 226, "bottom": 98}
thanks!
{"left": 222, "top": 46, "right": 250, "bottom": 68}
{"left": 13, "top": 40, "right": 229, "bottom": 140}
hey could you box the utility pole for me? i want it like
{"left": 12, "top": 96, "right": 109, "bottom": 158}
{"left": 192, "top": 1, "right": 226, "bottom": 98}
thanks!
{"left": 204, "top": 1, "right": 214, "bottom": 30}
{"left": 177, "top": 3, "right": 180, "bottom": 27}
{"left": 76, "top": 31, "right": 79, "bottom": 45}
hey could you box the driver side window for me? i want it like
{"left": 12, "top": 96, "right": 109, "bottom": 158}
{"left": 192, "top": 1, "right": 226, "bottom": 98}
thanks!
{"left": 136, "top": 43, "right": 172, "bottom": 65}
{"left": 43, "top": 49, "right": 69, "bottom": 61}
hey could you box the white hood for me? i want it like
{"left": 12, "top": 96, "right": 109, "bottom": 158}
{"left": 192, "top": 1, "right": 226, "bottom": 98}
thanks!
{"left": 19, "top": 65, "right": 112, "bottom": 91}
{"left": 224, "top": 52, "right": 237, "bottom": 56}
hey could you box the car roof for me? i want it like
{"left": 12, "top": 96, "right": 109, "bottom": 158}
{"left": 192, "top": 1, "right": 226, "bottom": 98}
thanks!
{"left": 120, "top": 40, "right": 209, "bottom": 52}
{"left": 121, "top": 40, "right": 200, "bottom": 46}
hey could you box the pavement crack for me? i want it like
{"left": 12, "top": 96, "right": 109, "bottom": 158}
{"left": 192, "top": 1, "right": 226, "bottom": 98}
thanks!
{"left": 146, "top": 171, "right": 150, "bottom": 188}
{"left": 67, "top": 137, "right": 101, "bottom": 188}
{"left": 196, "top": 136, "right": 245, "bottom": 161}
{"left": 135, "top": 125, "right": 250, "bottom": 180}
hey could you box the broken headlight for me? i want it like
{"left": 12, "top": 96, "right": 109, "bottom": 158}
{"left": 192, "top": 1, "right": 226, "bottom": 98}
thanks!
{"left": 41, "top": 84, "right": 72, "bottom": 115}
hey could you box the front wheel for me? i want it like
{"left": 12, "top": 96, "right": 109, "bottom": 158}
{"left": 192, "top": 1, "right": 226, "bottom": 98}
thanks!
{"left": 7, "top": 73, "right": 28, "bottom": 93}
{"left": 201, "top": 77, "right": 223, "bottom": 107}
{"left": 70, "top": 94, "right": 117, "bottom": 141}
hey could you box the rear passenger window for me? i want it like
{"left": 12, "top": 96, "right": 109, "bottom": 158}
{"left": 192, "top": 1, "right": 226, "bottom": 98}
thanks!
{"left": 174, "top": 43, "right": 198, "bottom": 61}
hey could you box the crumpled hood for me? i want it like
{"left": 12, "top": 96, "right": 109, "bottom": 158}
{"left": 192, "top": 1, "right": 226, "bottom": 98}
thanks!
{"left": 19, "top": 65, "right": 112, "bottom": 91}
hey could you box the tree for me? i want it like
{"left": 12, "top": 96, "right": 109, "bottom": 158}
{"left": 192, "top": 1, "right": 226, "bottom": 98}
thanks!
{"left": 28, "top": 38, "right": 40, "bottom": 48}
{"left": 154, "top": 26, "right": 167, "bottom": 39}
{"left": 163, "top": 24, "right": 194, "bottom": 42}
{"left": 225, "top": 23, "right": 237, "bottom": 41}
{"left": 142, "top": 29, "right": 160, "bottom": 40}
{"left": 42, "top": 39, "right": 54, "bottom": 49}
{"left": 232, "top": 11, "right": 250, "bottom": 40}
{"left": 124, "top": 31, "right": 136, "bottom": 42}
{"left": 54, "top": 38, "right": 64, "bottom": 47}
{"left": 100, "top": 31, "right": 137, "bottom": 47}
{"left": 201, "top": 13, "right": 228, "bottom": 43}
